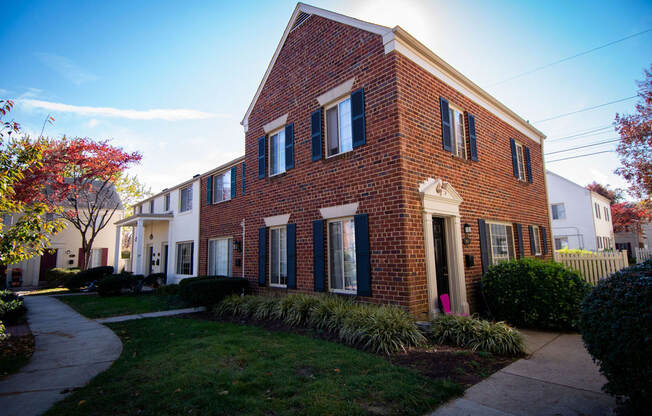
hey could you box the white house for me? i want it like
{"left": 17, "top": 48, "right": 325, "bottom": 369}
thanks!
{"left": 546, "top": 171, "right": 615, "bottom": 251}
{"left": 115, "top": 174, "right": 202, "bottom": 284}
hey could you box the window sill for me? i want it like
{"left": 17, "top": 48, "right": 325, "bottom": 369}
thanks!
{"left": 449, "top": 153, "right": 473, "bottom": 164}
{"left": 267, "top": 170, "right": 288, "bottom": 180}
{"left": 177, "top": 210, "right": 192, "bottom": 217}
{"left": 326, "top": 148, "right": 354, "bottom": 160}
{"left": 329, "top": 288, "right": 357, "bottom": 295}
{"left": 269, "top": 283, "right": 287, "bottom": 289}
{"left": 211, "top": 198, "right": 232, "bottom": 206}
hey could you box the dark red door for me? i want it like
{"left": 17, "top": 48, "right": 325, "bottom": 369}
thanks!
{"left": 39, "top": 249, "right": 58, "bottom": 284}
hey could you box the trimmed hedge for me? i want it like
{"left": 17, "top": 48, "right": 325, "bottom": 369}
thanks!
{"left": 143, "top": 273, "right": 166, "bottom": 287}
{"left": 215, "top": 294, "right": 426, "bottom": 355}
{"left": 65, "top": 266, "right": 114, "bottom": 291}
{"left": 179, "top": 277, "right": 248, "bottom": 306}
{"left": 0, "top": 290, "right": 27, "bottom": 325}
{"left": 427, "top": 314, "right": 525, "bottom": 356}
{"left": 580, "top": 259, "right": 652, "bottom": 414}
{"left": 155, "top": 284, "right": 179, "bottom": 295}
{"left": 97, "top": 273, "right": 144, "bottom": 296}
{"left": 482, "top": 258, "right": 591, "bottom": 330}
{"left": 44, "top": 268, "right": 79, "bottom": 288}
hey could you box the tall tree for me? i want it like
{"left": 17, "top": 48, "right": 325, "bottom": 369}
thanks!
{"left": 611, "top": 202, "right": 651, "bottom": 233}
{"left": 14, "top": 137, "right": 142, "bottom": 269}
{"left": 585, "top": 182, "right": 623, "bottom": 204}
{"left": 614, "top": 65, "right": 652, "bottom": 201}
{"left": 114, "top": 173, "right": 152, "bottom": 216}
{"left": 0, "top": 100, "right": 64, "bottom": 266}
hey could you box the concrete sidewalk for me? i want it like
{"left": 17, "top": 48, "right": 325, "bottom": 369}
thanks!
{"left": 94, "top": 306, "right": 205, "bottom": 323}
{"left": 0, "top": 296, "right": 122, "bottom": 416}
{"left": 431, "top": 330, "right": 616, "bottom": 416}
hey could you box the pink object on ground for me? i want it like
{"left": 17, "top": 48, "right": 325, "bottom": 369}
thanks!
{"left": 440, "top": 294, "right": 451, "bottom": 314}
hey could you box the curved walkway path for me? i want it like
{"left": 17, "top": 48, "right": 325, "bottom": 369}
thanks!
{"left": 0, "top": 296, "right": 122, "bottom": 416}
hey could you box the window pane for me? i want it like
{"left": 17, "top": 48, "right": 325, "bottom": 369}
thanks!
{"left": 216, "top": 239, "right": 229, "bottom": 276}
{"left": 506, "top": 225, "right": 515, "bottom": 260}
{"left": 271, "top": 228, "right": 279, "bottom": 284}
{"left": 329, "top": 221, "right": 343, "bottom": 290}
{"left": 490, "top": 223, "right": 510, "bottom": 264}
{"left": 327, "top": 106, "right": 339, "bottom": 155}
{"left": 342, "top": 219, "right": 357, "bottom": 291}
{"left": 223, "top": 171, "right": 231, "bottom": 201}
{"left": 280, "top": 227, "right": 287, "bottom": 286}
{"left": 516, "top": 145, "right": 525, "bottom": 181}
{"left": 451, "top": 108, "right": 466, "bottom": 159}
{"left": 208, "top": 240, "right": 216, "bottom": 275}
{"left": 339, "top": 98, "right": 352, "bottom": 153}
{"left": 270, "top": 131, "right": 285, "bottom": 175}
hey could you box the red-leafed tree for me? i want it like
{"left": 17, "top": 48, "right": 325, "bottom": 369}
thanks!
{"left": 14, "top": 137, "right": 142, "bottom": 269}
{"left": 610, "top": 202, "right": 651, "bottom": 233}
{"left": 586, "top": 182, "right": 623, "bottom": 205}
{"left": 614, "top": 65, "right": 652, "bottom": 201}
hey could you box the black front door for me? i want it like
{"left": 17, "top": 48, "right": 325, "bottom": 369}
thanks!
{"left": 148, "top": 246, "right": 154, "bottom": 275}
{"left": 432, "top": 217, "right": 449, "bottom": 309}
{"left": 163, "top": 244, "right": 168, "bottom": 276}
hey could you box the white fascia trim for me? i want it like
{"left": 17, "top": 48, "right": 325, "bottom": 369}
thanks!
{"left": 316, "top": 78, "right": 355, "bottom": 106}
{"left": 240, "top": 3, "right": 391, "bottom": 132}
{"left": 263, "top": 113, "right": 288, "bottom": 134}
{"left": 264, "top": 214, "right": 291, "bottom": 227}
{"left": 383, "top": 29, "right": 545, "bottom": 144}
{"left": 320, "top": 202, "right": 359, "bottom": 219}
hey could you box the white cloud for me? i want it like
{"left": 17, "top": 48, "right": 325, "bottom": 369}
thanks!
{"left": 20, "top": 99, "right": 226, "bottom": 121}
{"left": 87, "top": 118, "right": 99, "bottom": 128}
{"left": 35, "top": 53, "right": 98, "bottom": 85}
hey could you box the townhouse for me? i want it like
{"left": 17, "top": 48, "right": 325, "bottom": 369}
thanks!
{"left": 194, "top": 3, "right": 552, "bottom": 319}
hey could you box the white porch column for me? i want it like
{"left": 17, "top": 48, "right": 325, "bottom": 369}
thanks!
{"left": 134, "top": 219, "right": 144, "bottom": 275}
{"left": 422, "top": 212, "right": 439, "bottom": 318}
{"left": 113, "top": 225, "right": 122, "bottom": 273}
{"left": 449, "top": 216, "right": 469, "bottom": 315}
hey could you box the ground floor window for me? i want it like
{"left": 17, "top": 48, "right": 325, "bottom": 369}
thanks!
{"left": 269, "top": 226, "right": 287, "bottom": 286}
{"left": 90, "top": 248, "right": 102, "bottom": 268}
{"left": 176, "top": 242, "right": 193, "bottom": 275}
{"left": 486, "top": 222, "right": 515, "bottom": 265}
{"left": 208, "top": 238, "right": 232, "bottom": 276}
{"left": 328, "top": 218, "right": 357, "bottom": 293}
{"left": 554, "top": 237, "right": 569, "bottom": 250}
{"left": 532, "top": 225, "right": 542, "bottom": 255}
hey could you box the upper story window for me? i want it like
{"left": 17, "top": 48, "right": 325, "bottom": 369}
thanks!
{"left": 213, "top": 170, "right": 232, "bottom": 203}
{"left": 164, "top": 193, "right": 170, "bottom": 211}
{"left": 551, "top": 203, "right": 566, "bottom": 220}
{"left": 328, "top": 217, "right": 357, "bottom": 293}
{"left": 515, "top": 142, "right": 526, "bottom": 181}
{"left": 554, "top": 237, "right": 569, "bottom": 250}
{"left": 594, "top": 202, "right": 601, "bottom": 219}
{"left": 138, "top": 205, "right": 143, "bottom": 214}
{"left": 180, "top": 186, "right": 193, "bottom": 213}
{"left": 448, "top": 105, "right": 467, "bottom": 159}
{"left": 326, "top": 96, "right": 353, "bottom": 157}
{"left": 603, "top": 206, "right": 610, "bottom": 221}
{"left": 532, "top": 225, "right": 542, "bottom": 255}
{"left": 486, "top": 221, "right": 515, "bottom": 265}
{"left": 149, "top": 200, "right": 154, "bottom": 213}
{"left": 269, "top": 128, "right": 286, "bottom": 176}
{"left": 269, "top": 226, "right": 287, "bottom": 287}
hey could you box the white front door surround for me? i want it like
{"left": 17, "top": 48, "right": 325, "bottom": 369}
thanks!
{"left": 420, "top": 178, "right": 469, "bottom": 318}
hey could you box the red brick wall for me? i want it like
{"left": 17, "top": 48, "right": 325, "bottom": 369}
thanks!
{"left": 199, "top": 15, "right": 552, "bottom": 317}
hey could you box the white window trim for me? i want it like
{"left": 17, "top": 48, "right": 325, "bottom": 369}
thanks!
{"left": 486, "top": 220, "right": 516, "bottom": 265}
{"left": 208, "top": 237, "right": 232, "bottom": 277}
{"left": 316, "top": 78, "right": 355, "bottom": 106}
{"left": 212, "top": 170, "right": 232, "bottom": 204}
{"left": 263, "top": 113, "right": 288, "bottom": 134}
{"left": 532, "top": 225, "right": 542, "bottom": 255}
{"left": 268, "top": 225, "right": 287, "bottom": 288}
{"left": 515, "top": 141, "right": 526, "bottom": 182}
{"left": 264, "top": 214, "right": 290, "bottom": 227}
{"left": 326, "top": 216, "right": 357, "bottom": 295}
{"left": 268, "top": 126, "right": 286, "bottom": 177}
{"left": 176, "top": 241, "right": 193, "bottom": 276}
{"left": 325, "top": 95, "right": 353, "bottom": 159}
{"left": 448, "top": 103, "right": 467, "bottom": 160}
{"left": 179, "top": 186, "right": 193, "bottom": 213}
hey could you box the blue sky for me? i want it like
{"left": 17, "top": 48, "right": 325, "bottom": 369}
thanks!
{"left": 1, "top": 0, "right": 651, "bottom": 196}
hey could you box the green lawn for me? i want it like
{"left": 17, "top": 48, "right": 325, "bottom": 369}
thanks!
{"left": 57, "top": 293, "right": 190, "bottom": 319}
{"left": 45, "top": 317, "right": 462, "bottom": 416}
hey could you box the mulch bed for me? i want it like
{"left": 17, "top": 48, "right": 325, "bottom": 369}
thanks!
{"left": 0, "top": 324, "right": 35, "bottom": 378}
{"left": 181, "top": 311, "right": 517, "bottom": 387}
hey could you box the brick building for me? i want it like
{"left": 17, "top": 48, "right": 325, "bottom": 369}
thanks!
{"left": 191, "top": 3, "right": 551, "bottom": 319}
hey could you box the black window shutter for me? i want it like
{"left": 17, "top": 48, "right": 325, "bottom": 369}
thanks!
{"left": 528, "top": 225, "right": 535, "bottom": 255}
{"left": 515, "top": 223, "right": 524, "bottom": 258}
{"left": 287, "top": 223, "right": 296, "bottom": 289}
{"left": 230, "top": 166, "right": 237, "bottom": 198}
{"left": 510, "top": 138, "right": 518, "bottom": 178}
{"left": 313, "top": 220, "right": 325, "bottom": 292}
{"left": 467, "top": 113, "right": 478, "bottom": 161}
{"left": 258, "top": 227, "right": 266, "bottom": 286}
{"left": 190, "top": 242, "right": 194, "bottom": 275}
{"left": 354, "top": 213, "right": 371, "bottom": 297}
{"left": 285, "top": 123, "right": 294, "bottom": 170}
{"left": 478, "top": 219, "right": 489, "bottom": 274}
{"left": 241, "top": 163, "right": 245, "bottom": 195}
{"left": 206, "top": 176, "right": 212, "bottom": 204}
{"left": 311, "top": 109, "right": 322, "bottom": 161}
{"left": 541, "top": 226, "right": 548, "bottom": 254}
{"left": 440, "top": 97, "right": 452, "bottom": 152}
{"left": 351, "top": 88, "right": 366, "bottom": 148}
{"left": 524, "top": 146, "right": 533, "bottom": 183}
{"left": 257, "top": 136, "right": 266, "bottom": 179}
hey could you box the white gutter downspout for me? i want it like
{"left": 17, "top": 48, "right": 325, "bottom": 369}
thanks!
{"left": 240, "top": 218, "right": 245, "bottom": 278}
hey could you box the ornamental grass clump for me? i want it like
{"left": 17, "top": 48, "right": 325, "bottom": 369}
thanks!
{"left": 428, "top": 314, "right": 525, "bottom": 356}
{"left": 214, "top": 294, "right": 246, "bottom": 317}
{"left": 253, "top": 297, "right": 279, "bottom": 320}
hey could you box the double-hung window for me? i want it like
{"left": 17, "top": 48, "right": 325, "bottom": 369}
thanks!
{"left": 269, "top": 226, "right": 287, "bottom": 287}
{"left": 208, "top": 238, "right": 232, "bottom": 276}
{"left": 486, "top": 221, "right": 515, "bottom": 265}
{"left": 328, "top": 217, "right": 357, "bottom": 293}
{"left": 90, "top": 248, "right": 102, "bottom": 268}
{"left": 326, "top": 96, "right": 353, "bottom": 157}
{"left": 594, "top": 202, "right": 601, "bottom": 219}
{"left": 180, "top": 186, "right": 192, "bottom": 212}
{"left": 515, "top": 142, "right": 526, "bottom": 181}
{"left": 269, "top": 128, "right": 286, "bottom": 176}
{"left": 551, "top": 203, "right": 566, "bottom": 220}
{"left": 532, "top": 225, "right": 542, "bottom": 255}
{"left": 213, "top": 170, "right": 232, "bottom": 203}
{"left": 604, "top": 207, "right": 609, "bottom": 221}
{"left": 164, "top": 193, "right": 170, "bottom": 211}
{"left": 554, "top": 237, "right": 569, "bottom": 250}
{"left": 448, "top": 105, "right": 467, "bottom": 159}
{"left": 176, "top": 242, "right": 193, "bottom": 275}
{"left": 149, "top": 200, "right": 154, "bottom": 213}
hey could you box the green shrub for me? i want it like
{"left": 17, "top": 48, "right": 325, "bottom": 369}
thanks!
{"left": 214, "top": 294, "right": 246, "bottom": 317}
{"left": 580, "top": 260, "right": 652, "bottom": 414}
{"left": 180, "top": 277, "right": 248, "bottom": 306}
{"left": 308, "top": 295, "right": 351, "bottom": 329}
{"left": 274, "top": 294, "right": 321, "bottom": 327}
{"left": 44, "top": 268, "right": 79, "bottom": 288}
{"left": 155, "top": 284, "right": 179, "bottom": 295}
{"left": 0, "top": 291, "right": 27, "bottom": 325}
{"left": 66, "top": 265, "right": 114, "bottom": 291}
{"left": 0, "top": 321, "right": 8, "bottom": 343}
{"left": 97, "top": 274, "right": 135, "bottom": 297}
{"left": 482, "top": 258, "right": 591, "bottom": 330}
{"left": 253, "top": 296, "right": 279, "bottom": 320}
{"left": 0, "top": 290, "right": 20, "bottom": 303}
{"left": 143, "top": 273, "right": 166, "bottom": 287}
{"left": 427, "top": 314, "right": 525, "bottom": 356}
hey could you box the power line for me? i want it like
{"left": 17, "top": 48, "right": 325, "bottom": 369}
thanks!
{"left": 547, "top": 125, "right": 614, "bottom": 142}
{"left": 546, "top": 150, "right": 616, "bottom": 163}
{"left": 490, "top": 28, "right": 652, "bottom": 86}
{"left": 545, "top": 138, "right": 620, "bottom": 155}
{"left": 534, "top": 96, "right": 637, "bottom": 123}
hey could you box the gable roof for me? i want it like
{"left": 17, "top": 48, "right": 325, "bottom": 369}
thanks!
{"left": 241, "top": 2, "right": 546, "bottom": 143}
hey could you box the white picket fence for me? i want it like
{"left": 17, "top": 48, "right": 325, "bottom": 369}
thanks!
{"left": 635, "top": 248, "right": 652, "bottom": 263}
{"left": 554, "top": 250, "right": 629, "bottom": 285}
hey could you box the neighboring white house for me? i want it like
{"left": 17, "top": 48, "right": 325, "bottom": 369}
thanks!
{"left": 546, "top": 171, "right": 615, "bottom": 251}
{"left": 115, "top": 174, "right": 201, "bottom": 284}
